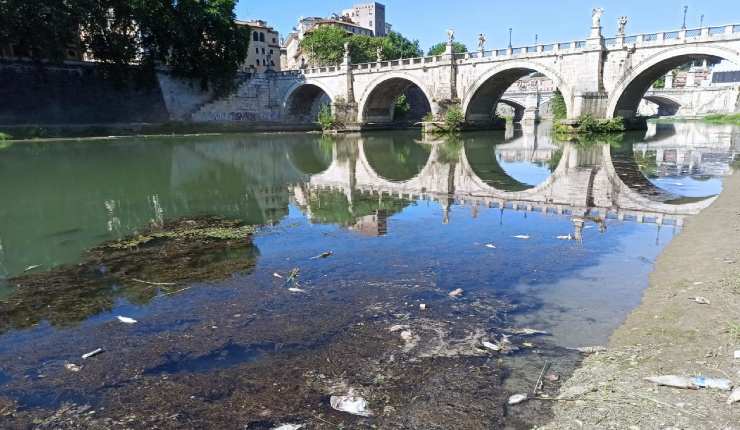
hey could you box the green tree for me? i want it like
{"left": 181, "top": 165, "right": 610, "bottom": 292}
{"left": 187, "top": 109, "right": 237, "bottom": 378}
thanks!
{"left": 300, "top": 26, "right": 349, "bottom": 66}
{"left": 382, "top": 31, "right": 422, "bottom": 59}
{"left": 348, "top": 35, "right": 384, "bottom": 64}
{"left": 427, "top": 42, "right": 467, "bottom": 56}
{"left": 551, "top": 90, "right": 568, "bottom": 121}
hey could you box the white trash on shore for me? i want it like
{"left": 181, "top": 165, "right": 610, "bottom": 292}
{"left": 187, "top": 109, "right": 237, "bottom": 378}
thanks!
{"left": 482, "top": 341, "right": 501, "bottom": 352}
{"left": 273, "top": 425, "right": 304, "bottom": 430}
{"left": 576, "top": 346, "right": 607, "bottom": 354}
{"left": 508, "top": 394, "right": 528, "bottom": 405}
{"left": 689, "top": 296, "right": 711, "bottom": 305}
{"left": 330, "top": 395, "right": 373, "bottom": 416}
{"left": 692, "top": 376, "right": 733, "bottom": 391}
{"left": 510, "top": 328, "right": 549, "bottom": 336}
{"left": 116, "top": 316, "right": 137, "bottom": 324}
{"left": 728, "top": 388, "right": 740, "bottom": 405}
{"left": 645, "top": 375, "right": 697, "bottom": 389}
{"left": 82, "top": 348, "right": 105, "bottom": 360}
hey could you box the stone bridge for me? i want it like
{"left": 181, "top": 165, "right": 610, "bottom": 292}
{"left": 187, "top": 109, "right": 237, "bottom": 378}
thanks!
{"left": 192, "top": 16, "right": 740, "bottom": 129}
{"left": 640, "top": 86, "right": 740, "bottom": 117}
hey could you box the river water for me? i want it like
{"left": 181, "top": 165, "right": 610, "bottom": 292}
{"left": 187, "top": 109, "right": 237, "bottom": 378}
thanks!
{"left": 0, "top": 122, "right": 737, "bottom": 428}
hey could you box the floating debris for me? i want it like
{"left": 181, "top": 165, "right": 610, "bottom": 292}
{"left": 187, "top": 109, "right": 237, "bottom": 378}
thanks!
{"left": 576, "top": 346, "right": 607, "bottom": 354}
{"left": 419, "top": 303, "right": 427, "bottom": 311}
{"left": 273, "top": 425, "right": 304, "bottom": 430}
{"left": 288, "top": 287, "right": 306, "bottom": 293}
{"left": 330, "top": 395, "right": 373, "bottom": 417}
{"left": 509, "top": 328, "right": 549, "bottom": 336}
{"left": 689, "top": 296, "right": 710, "bottom": 305}
{"left": 522, "top": 342, "right": 534, "bottom": 348}
{"left": 484, "top": 244, "right": 496, "bottom": 249}
{"left": 82, "top": 348, "right": 105, "bottom": 360}
{"left": 23, "top": 265, "right": 42, "bottom": 273}
{"left": 728, "top": 388, "right": 740, "bottom": 405}
{"left": 64, "top": 363, "right": 82, "bottom": 372}
{"left": 311, "top": 251, "right": 333, "bottom": 260}
{"left": 508, "top": 394, "right": 528, "bottom": 405}
{"left": 116, "top": 316, "right": 138, "bottom": 324}
{"left": 448, "top": 288, "right": 464, "bottom": 298}
{"left": 513, "top": 235, "right": 530, "bottom": 240}
{"left": 273, "top": 273, "right": 283, "bottom": 279}
{"left": 482, "top": 341, "right": 500, "bottom": 352}
{"left": 644, "top": 375, "right": 698, "bottom": 390}
{"left": 556, "top": 235, "right": 573, "bottom": 240}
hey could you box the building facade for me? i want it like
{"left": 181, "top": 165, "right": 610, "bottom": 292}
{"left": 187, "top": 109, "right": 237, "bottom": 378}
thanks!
{"left": 238, "top": 20, "right": 281, "bottom": 72}
{"left": 340, "top": 2, "right": 390, "bottom": 37}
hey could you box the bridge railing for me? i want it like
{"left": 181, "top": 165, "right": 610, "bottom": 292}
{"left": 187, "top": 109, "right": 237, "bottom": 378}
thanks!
{"left": 290, "top": 23, "right": 740, "bottom": 76}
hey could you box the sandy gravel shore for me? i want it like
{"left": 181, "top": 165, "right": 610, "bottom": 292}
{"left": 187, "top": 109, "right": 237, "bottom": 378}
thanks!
{"left": 541, "top": 168, "right": 740, "bottom": 429}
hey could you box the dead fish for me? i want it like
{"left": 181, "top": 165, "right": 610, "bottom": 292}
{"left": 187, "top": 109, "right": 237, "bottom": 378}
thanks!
{"left": 448, "top": 288, "right": 464, "bottom": 298}
{"left": 330, "top": 395, "right": 373, "bottom": 417}
{"left": 310, "top": 251, "right": 333, "bottom": 259}
{"left": 510, "top": 328, "right": 549, "bottom": 336}
{"left": 644, "top": 375, "right": 698, "bottom": 390}
{"left": 689, "top": 296, "right": 710, "bottom": 305}
{"left": 23, "top": 264, "right": 42, "bottom": 273}
{"left": 513, "top": 235, "right": 530, "bottom": 240}
{"left": 508, "top": 394, "right": 528, "bottom": 405}
{"left": 82, "top": 348, "right": 105, "bottom": 360}
{"left": 116, "top": 316, "right": 137, "bottom": 324}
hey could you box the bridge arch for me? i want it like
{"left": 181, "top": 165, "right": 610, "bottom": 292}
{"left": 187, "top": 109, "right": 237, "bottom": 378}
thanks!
{"left": 607, "top": 45, "right": 740, "bottom": 119}
{"left": 641, "top": 95, "right": 682, "bottom": 117}
{"left": 357, "top": 73, "right": 434, "bottom": 124}
{"left": 282, "top": 81, "right": 335, "bottom": 123}
{"left": 498, "top": 98, "right": 526, "bottom": 122}
{"left": 462, "top": 61, "right": 574, "bottom": 123}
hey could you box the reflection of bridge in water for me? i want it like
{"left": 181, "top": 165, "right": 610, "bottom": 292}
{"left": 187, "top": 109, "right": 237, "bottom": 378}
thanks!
{"left": 300, "top": 123, "right": 738, "bottom": 231}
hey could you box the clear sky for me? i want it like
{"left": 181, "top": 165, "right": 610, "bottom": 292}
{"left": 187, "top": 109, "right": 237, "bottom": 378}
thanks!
{"left": 236, "top": 0, "right": 740, "bottom": 52}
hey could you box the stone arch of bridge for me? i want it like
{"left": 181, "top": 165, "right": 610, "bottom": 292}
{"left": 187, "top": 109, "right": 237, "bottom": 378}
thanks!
{"left": 356, "top": 137, "right": 435, "bottom": 186}
{"left": 462, "top": 60, "right": 574, "bottom": 123}
{"left": 641, "top": 95, "right": 682, "bottom": 117}
{"left": 282, "top": 80, "right": 335, "bottom": 123}
{"left": 357, "top": 72, "right": 434, "bottom": 124}
{"left": 498, "top": 98, "right": 526, "bottom": 122}
{"left": 607, "top": 45, "right": 740, "bottom": 119}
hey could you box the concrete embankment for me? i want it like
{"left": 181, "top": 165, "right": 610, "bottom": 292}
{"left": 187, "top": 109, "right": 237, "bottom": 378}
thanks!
{"left": 541, "top": 168, "right": 740, "bottom": 429}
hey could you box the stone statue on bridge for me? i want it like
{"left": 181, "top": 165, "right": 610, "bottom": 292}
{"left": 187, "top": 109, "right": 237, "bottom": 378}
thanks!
{"left": 376, "top": 46, "right": 383, "bottom": 62}
{"left": 447, "top": 29, "right": 455, "bottom": 45}
{"left": 478, "top": 33, "right": 487, "bottom": 52}
{"left": 591, "top": 8, "right": 604, "bottom": 28}
{"left": 617, "top": 16, "right": 628, "bottom": 36}
{"left": 343, "top": 41, "right": 351, "bottom": 63}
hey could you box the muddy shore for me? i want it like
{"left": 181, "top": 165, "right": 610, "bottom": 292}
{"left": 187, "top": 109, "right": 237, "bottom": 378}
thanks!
{"left": 542, "top": 169, "right": 740, "bottom": 428}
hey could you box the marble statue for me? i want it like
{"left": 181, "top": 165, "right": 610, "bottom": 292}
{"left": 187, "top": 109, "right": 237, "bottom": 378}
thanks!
{"left": 592, "top": 8, "right": 604, "bottom": 28}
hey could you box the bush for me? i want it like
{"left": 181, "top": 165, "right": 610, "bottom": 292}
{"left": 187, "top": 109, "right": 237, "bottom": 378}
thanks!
{"left": 0, "top": 132, "right": 10, "bottom": 141}
{"left": 317, "top": 104, "right": 335, "bottom": 132}
{"left": 556, "top": 114, "right": 624, "bottom": 135}
{"left": 422, "top": 112, "right": 436, "bottom": 122}
{"left": 551, "top": 90, "right": 567, "bottom": 121}
{"left": 444, "top": 105, "right": 465, "bottom": 132}
{"left": 704, "top": 113, "right": 740, "bottom": 125}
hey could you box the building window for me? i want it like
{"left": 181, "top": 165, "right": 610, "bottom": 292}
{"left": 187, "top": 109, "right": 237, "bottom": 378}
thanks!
{"left": 253, "top": 31, "right": 259, "bottom": 42}
{"left": 262, "top": 48, "right": 265, "bottom": 54}
{"left": 255, "top": 47, "right": 259, "bottom": 53}
{"left": 269, "top": 49, "right": 273, "bottom": 54}
{"left": 259, "top": 33, "right": 265, "bottom": 42}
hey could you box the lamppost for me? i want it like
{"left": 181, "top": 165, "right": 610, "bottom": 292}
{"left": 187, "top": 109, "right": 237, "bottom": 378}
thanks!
{"left": 700, "top": 14, "right": 704, "bottom": 27}
{"left": 682, "top": 5, "right": 688, "bottom": 29}
{"left": 508, "top": 28, "right": 512, "bottom": 48}
{"left": 535, "top": 34, "right": 538, "bottom": 45}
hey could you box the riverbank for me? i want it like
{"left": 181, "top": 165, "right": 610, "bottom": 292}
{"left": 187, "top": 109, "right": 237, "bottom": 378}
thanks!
{"left": 541, "top": 167, "right": 740, "bottom": 428}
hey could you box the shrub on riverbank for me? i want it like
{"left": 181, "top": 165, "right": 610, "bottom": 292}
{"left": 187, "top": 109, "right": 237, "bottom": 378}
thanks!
{"left": 555, "top": 114, "right": 625, "bottom": 135}
{"left": 444, "top": 105, "right": 465, "bottom": 132}
{"left": 317, "top": 105, "right": 335, "bottom": 133}
{"left": 703, "top": 113, "right": 740, "bottom": 125}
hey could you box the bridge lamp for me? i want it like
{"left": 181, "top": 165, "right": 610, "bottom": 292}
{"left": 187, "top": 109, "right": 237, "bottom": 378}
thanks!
{"left": 682, "top": 5, "right": 688, "bottom": 29}
{"left": 508, "top": 28, "right": 512, "bottom": 48}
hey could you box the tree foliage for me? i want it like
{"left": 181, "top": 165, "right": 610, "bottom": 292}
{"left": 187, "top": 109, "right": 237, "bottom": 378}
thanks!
{"left": 300, "top": 26, "right": 422, "bottom": 66}
{"left": 551, "top": 90, "right": 568, "bottom": 121}
{"left": 0, "top": 0, "right": 250, "bottom": 91}
{"left": 427, "top": 42, "right": 467, "bottom": 56}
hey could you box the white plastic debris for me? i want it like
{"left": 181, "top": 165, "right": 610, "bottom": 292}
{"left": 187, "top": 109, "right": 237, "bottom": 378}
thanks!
{"left": 691, "top": 376, "right": 733, "bottom": 391}
{"left": 513, "top": 235, "right": 530, "bottom": 240}
{"left": 116, "top": 316, "right": 138, "bottom": 324}
{"left": 273, "top": 425, "right": 304, "bottom": 430}
{"left": 689, "top": 296, "right": 711, "bottom": 305}
{"left": 273, "top": 273, "right": 283, "bottom": 279}
{"left": 419, "top": 303, "right": 427, "bottom": 311}
{"left": 82, "top": 348, "right": 105, "bottom": 360}
{"left": 330, "top": 395, "right": 373, "bottom": 417}
{"left": 448, "top": 288, "right": 464, "bottom": 298}
{"left": 64, "top": 363, "right": 82, "bottom": 372}
{"left": 510, "top": 328, "right": 549, "bottom": 336}
{"left": 644, "top": 375, "right": 698, "bottom": 390}
{"left": 400, "top": 331, "right": 413, "bottom": 341}
{"left": 23, "top": 264, "right": 42, "bottom": 272}
{"left": 576, "top": 346, "right": 607, "bottom": 354}
{"left": 728, "top": 388, "right": 740, "bottom": 405}
{"left": 508, "top": 394, "right": 528, "bottom": 405}
{"left": 482, "top": 341, "right": 501, "bottom": 352}
{"left": 556, "top": 235, "right": 573, "bottom": 240}
{"left": 288, "top": 287, "right": 306, "bottom": 293}
{"left": 311, "top": 251, "right": 333, "bottom": 259}
{"left": 485, "top": 243, "right": 497, "bottom": 249}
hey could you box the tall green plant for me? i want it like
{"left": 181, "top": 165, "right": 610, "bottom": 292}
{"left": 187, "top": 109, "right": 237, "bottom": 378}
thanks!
{"left": 444, "top": 105, "right": 465, "bottom": 132}
{"left": 317, "top": 104, "right": 335, "bottom": 132}
{"left": 551, "top": 90, "right": 567, "bottom": 121}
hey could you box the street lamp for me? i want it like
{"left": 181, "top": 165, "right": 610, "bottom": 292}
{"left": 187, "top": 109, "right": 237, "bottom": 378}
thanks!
{"left": 508, "top": 28, "right": 512, "bottom": 48}
{"left": 682, "top": 5, "right": 688, "bottom": 29}
{"left": 535, "top": 34, "right": 538, "bottom": 45}
{"left": 700, "top": 14, "right": 704, "bottom": 27}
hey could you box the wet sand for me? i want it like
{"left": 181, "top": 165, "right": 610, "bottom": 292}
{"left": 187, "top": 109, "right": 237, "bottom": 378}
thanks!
{"left": 542, "top": 168, "right": 740, "bottom": 428}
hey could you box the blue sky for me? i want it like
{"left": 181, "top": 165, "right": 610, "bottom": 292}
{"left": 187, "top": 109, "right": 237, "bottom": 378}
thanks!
{"left": 236, "top": 0, "right": 740, "bottom": 52}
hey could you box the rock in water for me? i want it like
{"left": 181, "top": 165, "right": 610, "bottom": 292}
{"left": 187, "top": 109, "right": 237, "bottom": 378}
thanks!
{"left": 330, "top": 395, "right": 373, "bottom": 417}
